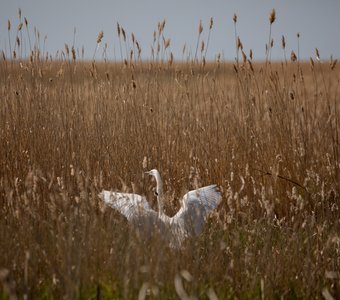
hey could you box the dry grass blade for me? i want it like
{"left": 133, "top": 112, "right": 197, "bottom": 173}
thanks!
{"left": 325, "top": 271, "right": 340, "bottom": 279}
{"left": 322, "top": 288, "right": 335, "bottom": 300}
{"left": 0, "top": 269, "right": 17, "bottom": 300}
{"left": 180, "top": 270, "right": 193, "bottom": 282}
{"left": 174, "top": 274, "right": 189, "bottom": 300}
{"left": 207, "top": 287, "right": 219, "bottom": 300}
{"left": 138, "top": 282, "right": 150, "bottom": 300}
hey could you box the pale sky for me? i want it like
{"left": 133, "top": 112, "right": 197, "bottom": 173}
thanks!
{"left": 1, "top": 0, "right": 340, "bottom": 61}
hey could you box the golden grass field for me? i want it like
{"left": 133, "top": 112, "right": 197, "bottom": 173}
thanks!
{"left": 1, "top": 12, "right": 340, "bottom": 299}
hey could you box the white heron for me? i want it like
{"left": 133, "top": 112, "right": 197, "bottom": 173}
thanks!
{"left": 99, "top": 169, "right": 222, "bottom": 248}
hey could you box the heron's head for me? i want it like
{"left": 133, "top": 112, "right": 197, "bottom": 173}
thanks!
{"left": 145, "top": 169, "right": 162, "bottom": 197}
{"left": 145, "top": 169, "right": 159, "bottom": 178}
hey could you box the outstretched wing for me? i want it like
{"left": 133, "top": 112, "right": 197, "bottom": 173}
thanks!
{"left": 99, "top": 190, "right": 155, "bottom": 222}
{"left": 171, "top": 185, "right": 222, "bottom": 236}
{"left": 99, "top": 190, "right": 168, "bottom": 240}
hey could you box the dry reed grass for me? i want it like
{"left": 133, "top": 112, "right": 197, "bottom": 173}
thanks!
{"left": 0, "top": 10, "right": 340, "bottom": 299}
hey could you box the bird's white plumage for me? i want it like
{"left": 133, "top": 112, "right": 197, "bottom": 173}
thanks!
{"left": 99, "top": 169, "right": 222, "bottom": 247}
{"left": 100, "top": 191, "right": 152, "bottom": 221}
{"left": 172, "top": 184, "right": 221, "bottom": 236}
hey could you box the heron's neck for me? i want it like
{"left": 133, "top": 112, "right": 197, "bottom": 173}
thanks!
{"left": 154, "top": 174, "right": 164, "bottom": 216}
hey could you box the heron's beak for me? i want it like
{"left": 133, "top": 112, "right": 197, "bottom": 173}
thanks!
{"left": 144, "top": 171, "right": 151, "bottom": 176}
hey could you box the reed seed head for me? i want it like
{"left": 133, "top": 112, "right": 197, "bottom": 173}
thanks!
{"left": 248, "top": 59, "right": 254, "bottom": 73}
{"left": 233, "top": 13, "right": 237, "bottom": 24}
{"left": 209, "top": 17, "right": 213, "bottom": 29}
{"left": 198, "top": 20, "right": 203, "bottom": 35}
{"left": 233, "top": 63, "right": 238, "bottom": 73}
{"left": 8, "top": 20, "right": 11, "bottom": 31}
{"left": 97, "top": 31, "right": 104, "bottom": 44}
{"left": 72, "top": 47, "right": 76, "bottom": 60}
{"left": 237, "top": 37, "right": 243, "bottom": 50}
{"left": 117, "top": 23, "right": 121, "bottom": 37}
{"left": 269, "top": 9, "right": 276, "bottom": 24}
{"left": 291, "top": 51, "right": 297, "bottom": 62}
{"left": 164, "top": 38, "right": 170, "bottom": 50}
{"left": 136, "top": 41, "right": 141, "bottom": 53}
{"left": 121, "top": 28, "right": 126, "bottom": 41}
{"left": 315, "top": 48, "right": 320, "bottom": 60}
{"left": 281, "top": 35, "right": 286, "bottom": 49}
{"left": 24, "top": 17, "right": 28, "bottom": 26}
{"left": 330, "top": 59, "right": 337, "bottom": 70}
{"left": 242, "top": 50, "right": 247, "bottom": 63}
{"left": 65, "top": 44, "right": 69, "bottom": 55}
{"left": 169, "top": 52, "right": 174, "bottom": 66}
{"left": 217, "top": 53, "right": 221, "bottom": 63}
{"left": 160, "top": 20, "right": 166, "bottom": 32}
{"left": 18, "top": 23, "right": 23, "bottom": 31}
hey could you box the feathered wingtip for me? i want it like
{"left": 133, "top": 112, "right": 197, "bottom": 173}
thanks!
{"left": 197, "top": 184, "right": 222, "bottom": 209}
{"left": 98, "top": 190, "right": 111, "bottom": 204}
{"left": 208, "top": 184, "right": 220, "bottom": 192}
{"left": 214, "top": 184, "right": 222, "bottom": 198}
{"left": 212, "top": 184, "right": 222, "bottom": 205}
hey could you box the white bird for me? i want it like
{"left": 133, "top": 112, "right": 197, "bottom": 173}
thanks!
{"left": 99, "top": 169, "right": 222, "bottom": 248}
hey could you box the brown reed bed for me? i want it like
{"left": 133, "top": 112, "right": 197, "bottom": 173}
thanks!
{"left": 1, "top": 10, "right": 340, "bottom": 299}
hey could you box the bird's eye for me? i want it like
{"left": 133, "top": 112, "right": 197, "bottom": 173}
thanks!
{"left": 154, "top": 191, "right": 159, "bottom": 196}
